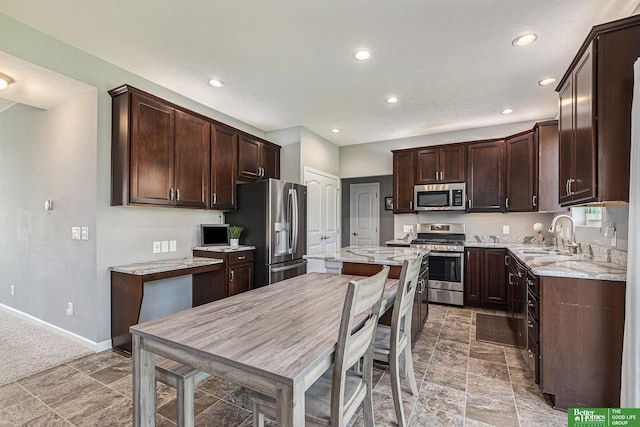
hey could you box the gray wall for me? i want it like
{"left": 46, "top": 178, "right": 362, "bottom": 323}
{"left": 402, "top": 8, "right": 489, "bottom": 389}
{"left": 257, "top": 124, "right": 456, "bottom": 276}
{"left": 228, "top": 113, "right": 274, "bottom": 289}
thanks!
{"left": 341, "top": 176, "right": 394, "bottom": 247}
{"left": 0, "top": 12, "right": 265, "bottom": 347}
{"left": 0, "top": 96, "right": 98, "bottom": 336}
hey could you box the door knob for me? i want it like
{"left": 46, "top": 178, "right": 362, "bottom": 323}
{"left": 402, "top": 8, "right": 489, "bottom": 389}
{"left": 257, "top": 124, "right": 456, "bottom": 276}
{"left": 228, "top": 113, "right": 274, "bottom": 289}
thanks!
{"left": 353, "top": 232, "right": 357, "bottom": 236}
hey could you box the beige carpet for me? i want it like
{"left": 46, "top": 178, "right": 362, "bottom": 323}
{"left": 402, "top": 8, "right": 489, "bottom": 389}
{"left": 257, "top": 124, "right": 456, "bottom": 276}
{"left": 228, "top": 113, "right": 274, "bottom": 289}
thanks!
{"left": 0, "top": 308, "right": 93, "bottom": 385}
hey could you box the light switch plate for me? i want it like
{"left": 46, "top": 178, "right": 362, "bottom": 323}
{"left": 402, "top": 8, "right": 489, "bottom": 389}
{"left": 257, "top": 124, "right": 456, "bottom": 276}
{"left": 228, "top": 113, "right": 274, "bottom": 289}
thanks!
{"left": 161, "top": 241, "right": 169, "bottom": 253}
{"left": 153, "top": 241, "right": 161, "bottom": 253}
{"left": 71, "top": 227, "right": 81, "bottom": 240}
{"left": 169, "top": 240, "right": 177, "bottom": 252}
{"left": 81, "top": 227, "right": 89, "bottom": 240}
{"left": 503, "top": 225, "right": 510, "bottom": 234}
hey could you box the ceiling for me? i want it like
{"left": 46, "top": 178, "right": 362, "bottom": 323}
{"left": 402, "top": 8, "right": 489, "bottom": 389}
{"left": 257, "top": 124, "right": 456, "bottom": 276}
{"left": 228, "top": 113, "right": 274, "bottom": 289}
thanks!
{"left": 1, "top": 0, "right": 639, "bottom": 146}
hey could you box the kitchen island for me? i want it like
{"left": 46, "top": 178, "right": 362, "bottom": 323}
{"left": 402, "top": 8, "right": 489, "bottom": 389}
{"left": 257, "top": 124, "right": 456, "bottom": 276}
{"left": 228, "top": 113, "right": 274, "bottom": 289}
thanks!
{"left": 305, "top": 246, "right": 429, "bottom": 344}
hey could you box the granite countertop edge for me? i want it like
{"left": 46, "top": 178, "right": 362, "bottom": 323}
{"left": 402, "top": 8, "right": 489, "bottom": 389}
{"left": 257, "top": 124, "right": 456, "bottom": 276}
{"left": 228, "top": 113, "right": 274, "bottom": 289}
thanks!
{"left": 192, "top": 245, "right": 256, "bottom": 252}
{"left": 110, "top": 257, "right": 224, "bottom": 275}
{"left": 304, "top": 246, "right": 428, "bottom": 267}
{"left": 464, "top": 242, "right": 626, "bottom": 282}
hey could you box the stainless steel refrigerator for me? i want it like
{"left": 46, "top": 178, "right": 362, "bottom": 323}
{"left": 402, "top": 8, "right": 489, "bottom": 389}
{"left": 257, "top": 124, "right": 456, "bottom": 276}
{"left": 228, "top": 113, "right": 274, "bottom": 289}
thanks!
{"left": 225, "top": 179, "right": 307, "bottom": 288}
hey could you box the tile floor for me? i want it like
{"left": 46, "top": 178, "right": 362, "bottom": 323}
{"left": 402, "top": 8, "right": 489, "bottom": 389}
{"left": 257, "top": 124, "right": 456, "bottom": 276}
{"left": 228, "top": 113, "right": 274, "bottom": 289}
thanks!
{"left": 0, "top": 305, "right": 568, "bottom": 426}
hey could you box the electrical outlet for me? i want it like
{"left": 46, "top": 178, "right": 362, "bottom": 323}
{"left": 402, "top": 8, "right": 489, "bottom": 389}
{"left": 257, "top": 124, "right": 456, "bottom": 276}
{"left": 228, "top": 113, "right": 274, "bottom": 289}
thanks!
{"left": 71, "top": 227, "right": 81, "bottom": 240}
{"left": 153, "top": 241, "right": 161, "bottom": 253}
{"left": 403, "top": 225, "right": 414, "bottom": 233}
{"left": 10, "top": 285, "right": 15, "bottom": 296}
{"left": 81, "top": 227, "right": 89, "bottom": 240}
{"left": 169, "top": 240, "right": 177, "bottom": 252}
{"left": 161, "top": 241, "right": 169, "bottom": 253}
{"left": 66, "top": 302, "right": 73, "bottom": 316}
{"left": 503, "top": 225, "right": 510, "bottom": 234}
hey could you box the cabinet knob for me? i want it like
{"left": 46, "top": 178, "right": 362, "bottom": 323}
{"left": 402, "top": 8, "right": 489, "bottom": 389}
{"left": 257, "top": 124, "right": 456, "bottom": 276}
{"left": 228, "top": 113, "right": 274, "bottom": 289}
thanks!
{"left": 409, "top": 201, "right": 413, "bottom": 210}
{"left": 231, "top": 270, "right": 234, "bottom": 281}
{"left": 238, "top": 256, "right": 246, "bottom": 260}
{"left": 176, "top": 189, "right": 180, "bottom": 201}
{"left": 505, "top": 198, "right": 509, "bottom": 209}
{"left": 532, "top": 195, "right": 537, "bottom": 207}
{"left": 169, "top": 188, "right": 174, "bottom": 201}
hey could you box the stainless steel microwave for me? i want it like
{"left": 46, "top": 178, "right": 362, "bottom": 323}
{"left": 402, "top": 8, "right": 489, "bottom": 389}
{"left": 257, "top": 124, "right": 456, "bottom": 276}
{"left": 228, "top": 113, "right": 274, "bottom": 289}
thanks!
{"left": 414, "top": 183, "right": 466, "bottom": 211}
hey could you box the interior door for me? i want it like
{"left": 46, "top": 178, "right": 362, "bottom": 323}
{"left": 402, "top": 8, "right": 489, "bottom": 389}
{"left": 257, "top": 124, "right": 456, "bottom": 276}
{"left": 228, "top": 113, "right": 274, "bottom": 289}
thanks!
{"left": 305, "top": 168, "right": 340, "bottom": 273}
{"left": 349, "top": 183, "right": 379, "bottom": 246}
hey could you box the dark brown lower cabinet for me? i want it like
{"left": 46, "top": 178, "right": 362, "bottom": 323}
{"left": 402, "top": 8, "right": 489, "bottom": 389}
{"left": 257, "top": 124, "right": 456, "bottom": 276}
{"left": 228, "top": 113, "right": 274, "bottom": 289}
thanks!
{"left": 540, "top": 276, "right": 625, "bottom": 409}
{"left": 341, "top": 262, "right": 428, "bottom": 346}
{"left": 464, "top": 248, "right": 506, "bottom": 308}
{"left": 193, "top": 249, "right": 254, "bottom": 297}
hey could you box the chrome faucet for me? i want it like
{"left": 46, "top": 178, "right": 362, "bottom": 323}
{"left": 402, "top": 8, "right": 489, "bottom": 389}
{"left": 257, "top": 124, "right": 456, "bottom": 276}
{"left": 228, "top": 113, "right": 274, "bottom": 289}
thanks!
{"left": 548, "top": 214, "right": 579, "bottom": 253}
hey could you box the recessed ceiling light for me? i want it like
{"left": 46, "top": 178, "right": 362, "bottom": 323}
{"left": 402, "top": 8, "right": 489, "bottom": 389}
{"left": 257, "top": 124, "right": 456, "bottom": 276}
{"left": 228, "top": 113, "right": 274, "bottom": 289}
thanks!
{"left": 208, "top": 79, "right": 225, "bottom": 88}
{"left": 512, "top": 33, "right": 538, "bottom": 46}
{"left": 354, "top": 50, "right": 371, "bottom": 61}
{"left": 385, "top": 97, "right": 399, "bottom": 104}
{"left": 538, "top": 78, "right": 556, "bottom": 86}
{"left": 502, "top": 108, "right": 514, "bottom": 115}
{"left": 0, "top": 73, "right": 14, "bottom": 90}
{"left": 331, "top": 128, "right": 341, "bottom": 133}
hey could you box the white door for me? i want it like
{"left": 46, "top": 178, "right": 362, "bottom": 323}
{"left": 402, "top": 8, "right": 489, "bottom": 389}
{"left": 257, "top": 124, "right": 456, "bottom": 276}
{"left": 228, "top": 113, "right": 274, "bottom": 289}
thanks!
{"left": 305, "top": 167, "right": 340, "bottom": 273}
{"left": 350, "top": 183, "right": 379, "bottom": 246}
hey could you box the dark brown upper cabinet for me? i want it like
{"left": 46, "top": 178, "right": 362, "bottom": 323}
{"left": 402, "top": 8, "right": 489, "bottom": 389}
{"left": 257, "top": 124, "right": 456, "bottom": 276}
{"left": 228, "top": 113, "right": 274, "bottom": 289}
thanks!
{"left": 505, "top": 130, "right": 537, "bottom": 212}
{"left": 556, "top": 15, "right": 640, "bottom": 206}
{"left": 238, "top": 135, "right": 280, "bottom": 181}
{"left": 466, "top": 139, "right": 505, "bottom": 212}
{"left": 210, "top": 124, "right": 238, "bottom": 211}
{"left": 110, "top": 85, "right": 280, "bottom": 210}
{"left": 392, "top": 149, "right": 416, "bottom": 213}
{"left": 535, "top": 121, "right": 563, "bottom": 212}
{"left": 110, "top": 86, "right": 209, "bottom": 208}
{"left": 415, "top": 144, "right": 465, "bottom": 184}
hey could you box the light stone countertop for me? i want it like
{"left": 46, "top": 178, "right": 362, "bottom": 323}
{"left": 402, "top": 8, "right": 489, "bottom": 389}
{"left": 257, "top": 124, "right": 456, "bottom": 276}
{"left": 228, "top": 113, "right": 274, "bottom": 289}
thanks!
{"left": 110, "top": 257, "right": 223, "bottom": 275}
{"left": 193, "top": 245, "right": 256, "bottom": 252}
{"left": 304, "top": 245, "right": 427, "bottom": 266}
{"left": 464, "top": 242, "right": 627, "bottom": 282}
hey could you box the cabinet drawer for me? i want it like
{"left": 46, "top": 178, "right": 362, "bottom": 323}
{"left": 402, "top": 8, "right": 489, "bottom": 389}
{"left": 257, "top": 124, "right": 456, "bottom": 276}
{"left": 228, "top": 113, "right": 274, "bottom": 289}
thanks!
{"left": 228, "top": 251, "right": 253, "bottom": 266}
{"left": 527, "top": 290, "right": 539, "bottom": 320}
{"left": 527, "top": 331, "right": 540, "bottom": 383}
{"left": 526, "top": 273, "right": 539, "bottom": 296}
{"left": 527, "top": 315, "right": 539, "bottom": 342}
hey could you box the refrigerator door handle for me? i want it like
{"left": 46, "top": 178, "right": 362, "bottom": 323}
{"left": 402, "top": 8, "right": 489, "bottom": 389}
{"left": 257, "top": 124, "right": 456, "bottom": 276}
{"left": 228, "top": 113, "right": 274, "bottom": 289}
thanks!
{"left": 290, "top": 188, "right": 299, "bottom": 254}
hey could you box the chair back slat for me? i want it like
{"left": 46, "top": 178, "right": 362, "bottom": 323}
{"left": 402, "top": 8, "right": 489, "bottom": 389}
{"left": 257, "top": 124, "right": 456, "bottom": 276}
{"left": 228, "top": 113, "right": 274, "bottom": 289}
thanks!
{"left": 330, "top": 266, "right": 389, "bottom": 425}
{"left": 392, "top": 254, "right": 424, "bottom": 336}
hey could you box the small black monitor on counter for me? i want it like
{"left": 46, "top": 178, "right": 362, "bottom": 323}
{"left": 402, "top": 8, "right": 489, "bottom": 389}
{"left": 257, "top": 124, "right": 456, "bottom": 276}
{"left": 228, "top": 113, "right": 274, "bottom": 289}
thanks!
{"left": 201, "top": 224, "right": 230, "bottom": 246}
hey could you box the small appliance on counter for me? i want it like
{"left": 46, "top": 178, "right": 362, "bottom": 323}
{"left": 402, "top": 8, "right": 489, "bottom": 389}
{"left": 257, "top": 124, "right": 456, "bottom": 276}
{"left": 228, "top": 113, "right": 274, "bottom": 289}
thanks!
{"left": 200, "top": 224, "right": 230, "bottom": 246}
{"left": 410, "top": 223, "right": 466, "bottom": 306}
{"left": 225, "top": 179, "right": 307, "bottom": 288}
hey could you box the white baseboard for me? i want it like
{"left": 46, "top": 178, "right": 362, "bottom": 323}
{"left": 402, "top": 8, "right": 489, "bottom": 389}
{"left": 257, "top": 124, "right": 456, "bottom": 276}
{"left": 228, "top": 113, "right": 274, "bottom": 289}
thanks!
{"left": 0, "top": 304, "right": 112, "bottom": 353}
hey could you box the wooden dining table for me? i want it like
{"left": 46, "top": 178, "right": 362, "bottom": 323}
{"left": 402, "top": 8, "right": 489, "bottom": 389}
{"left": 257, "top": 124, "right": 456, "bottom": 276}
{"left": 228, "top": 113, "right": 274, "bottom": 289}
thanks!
{"left": 130, "top": 272, "right": 398, "bottom": 426}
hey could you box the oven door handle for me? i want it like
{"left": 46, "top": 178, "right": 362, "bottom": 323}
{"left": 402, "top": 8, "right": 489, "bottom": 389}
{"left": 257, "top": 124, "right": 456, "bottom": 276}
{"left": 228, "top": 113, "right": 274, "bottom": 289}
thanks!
{"left": 428, "top": 252, "right": 463, "bottom": 258}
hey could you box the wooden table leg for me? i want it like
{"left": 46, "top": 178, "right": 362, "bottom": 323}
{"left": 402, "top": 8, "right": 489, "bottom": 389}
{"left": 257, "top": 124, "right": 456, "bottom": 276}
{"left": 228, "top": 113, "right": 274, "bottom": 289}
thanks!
{"left": 276, "top": 380, "right": 304, "bottom": 427}
{"left": 133, "top": 334, "right": 156, "bottom": 427}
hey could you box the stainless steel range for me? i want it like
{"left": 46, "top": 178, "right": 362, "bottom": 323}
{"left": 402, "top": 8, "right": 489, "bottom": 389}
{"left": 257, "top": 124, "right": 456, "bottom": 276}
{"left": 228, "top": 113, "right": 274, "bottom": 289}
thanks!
{"left": 410, "top": 223, "right": 465, "bottom": 306}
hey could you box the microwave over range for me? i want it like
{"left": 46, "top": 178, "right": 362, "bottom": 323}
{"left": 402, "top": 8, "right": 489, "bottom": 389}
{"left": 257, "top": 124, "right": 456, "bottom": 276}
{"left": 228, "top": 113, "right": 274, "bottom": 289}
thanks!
{"left": 414, "top": 182, "right": 466, "bottom": 211}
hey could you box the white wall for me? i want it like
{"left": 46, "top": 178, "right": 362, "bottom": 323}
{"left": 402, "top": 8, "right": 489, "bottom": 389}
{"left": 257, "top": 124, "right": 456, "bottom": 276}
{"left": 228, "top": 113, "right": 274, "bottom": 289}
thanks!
{"left": 300, "top": 127, "right": 340, "bottom": 178}
{"left": 266, "top": 127, "right": 301, "bottom": 183}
